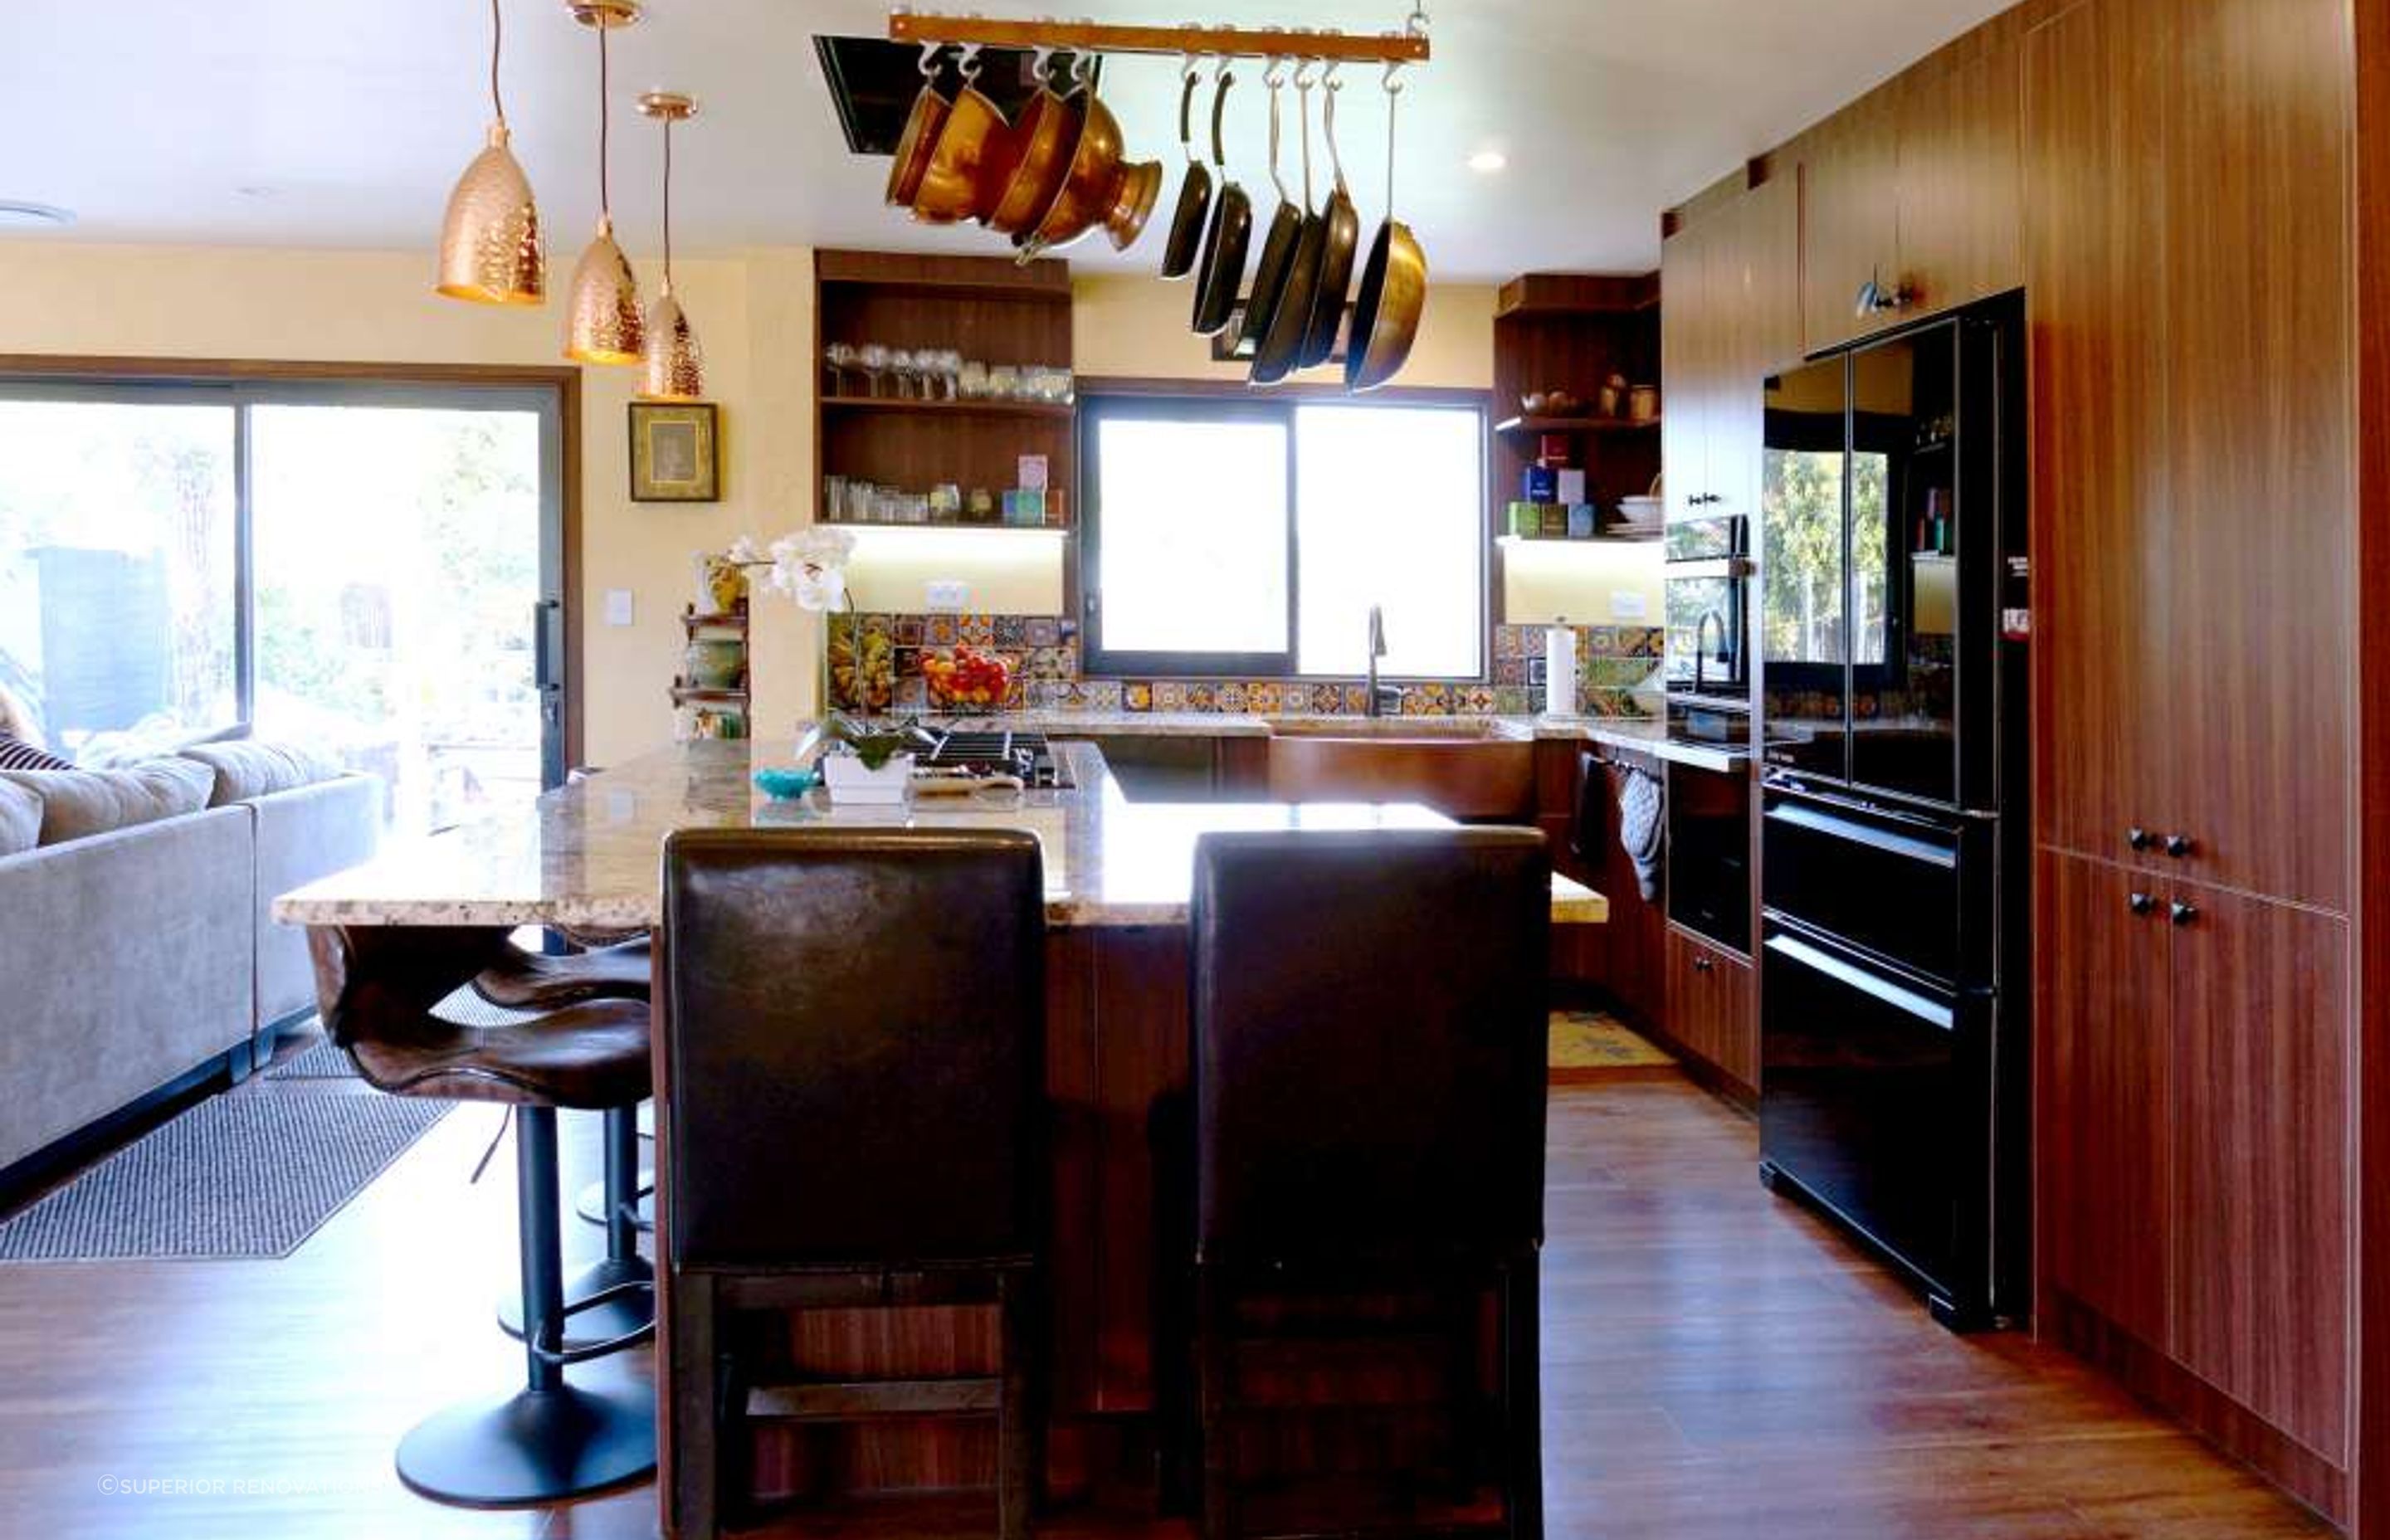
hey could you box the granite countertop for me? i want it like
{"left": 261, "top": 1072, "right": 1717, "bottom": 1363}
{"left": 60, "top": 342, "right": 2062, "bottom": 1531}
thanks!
{"left": 276, "top": 738, "right": 1609, "bottom": 932}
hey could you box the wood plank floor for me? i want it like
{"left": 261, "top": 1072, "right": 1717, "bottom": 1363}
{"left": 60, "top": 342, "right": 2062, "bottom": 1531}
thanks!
{"left": 0, "top": 1071, "right": 2335, "bottom": 1538}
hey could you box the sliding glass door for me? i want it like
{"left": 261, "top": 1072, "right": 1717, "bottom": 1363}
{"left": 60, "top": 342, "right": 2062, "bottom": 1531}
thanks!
{"left": 0, "top": 376, "right": 565, "bottom": 836}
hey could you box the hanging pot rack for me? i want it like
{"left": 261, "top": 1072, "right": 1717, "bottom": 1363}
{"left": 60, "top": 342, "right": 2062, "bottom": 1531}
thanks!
{"left": 886, "top": 8, "right": 1431, "bottom": 66}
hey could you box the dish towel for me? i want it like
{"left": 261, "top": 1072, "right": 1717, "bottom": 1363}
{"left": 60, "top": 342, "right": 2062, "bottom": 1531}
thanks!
{"left": 1617, "top": 766, "right": 1666, "bottom": 902}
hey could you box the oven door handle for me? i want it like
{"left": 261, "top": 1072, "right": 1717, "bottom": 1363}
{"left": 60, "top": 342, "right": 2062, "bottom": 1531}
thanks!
{"left": 1765, "top": 929, "right": 1956, "bottom": 1031}
{"left": 1764, "top": 798, "right": 1958, "bottom": 868}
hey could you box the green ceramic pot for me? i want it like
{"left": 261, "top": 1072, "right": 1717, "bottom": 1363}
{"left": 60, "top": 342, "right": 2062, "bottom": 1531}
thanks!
{"left": 685, "top": 639, "right": 745, "bottom": 691}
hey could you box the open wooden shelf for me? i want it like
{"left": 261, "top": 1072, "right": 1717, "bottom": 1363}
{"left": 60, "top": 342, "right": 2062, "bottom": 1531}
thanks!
{"left": 821, "top": 395, "right": 1076, "bottom": 420}
{"left": 681, "top": 610, "right": 749, "bottom": 630}
{"left": 827, "top": 519, "right": 1072, "bottom": 534}
{"left": 1495, "top": 415, "right": 1662, "bottom": 436}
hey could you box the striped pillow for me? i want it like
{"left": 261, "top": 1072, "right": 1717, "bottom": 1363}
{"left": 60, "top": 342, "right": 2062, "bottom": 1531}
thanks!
{"left": 0, "top": 734, "right": 71, "bottom": 772}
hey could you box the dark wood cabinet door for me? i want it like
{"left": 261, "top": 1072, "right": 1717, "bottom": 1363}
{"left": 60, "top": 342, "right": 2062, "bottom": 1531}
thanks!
{"left": 2036, "top": 849, "right": 2171, "bottom": 1343}
{"left": 1798, "top": 89, "right": 1900, "bottom": 353}
{"left": 1665, "top": 924, "right": 1755, "bottom": 1092}
{"left": 1660, "top": 217, "right": 1712, "bottom": 519}
{"left": 2022, "top": 0, "right": 2175, "bottom": 866}
{"left": 2157, "top": 0, "right": 2353, "bottom": 913}
{"left": 1739, "top": 172, "right": 1804, "bottom": 381}
{"left": 2167, "top": 885, "right": 2352, "bottom": 1466}
{"left": 1894, "top": 28, "right": 2023, "bottom": 315}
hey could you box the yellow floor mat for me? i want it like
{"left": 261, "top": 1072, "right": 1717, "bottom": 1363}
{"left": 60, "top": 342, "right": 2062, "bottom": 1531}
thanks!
{"left": 1550, "top": 1008, "right": 1677, "bottom": 1082}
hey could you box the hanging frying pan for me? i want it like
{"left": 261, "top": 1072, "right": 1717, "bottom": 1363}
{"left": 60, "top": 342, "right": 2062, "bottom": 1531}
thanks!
{"left": 1190, "top": 65, "right": 1251, "bottom": 336}
{"left": 1252, "top": 62, "right": 1325, "bottom": 386}
{"left": 1346, "top": 58, "right": 1427, "bottom": 392}
{"left": 885, "top": 41, "right": 952, "bottom": 208}
{"left": 1237, "top": 60, "right": 1305, "bottom": 353}
{"left": 1159, "top": 59, "right": 1212, "bottom": 278}
{"left": 1300, "top": 64, "right": 1361, "bottom": 370}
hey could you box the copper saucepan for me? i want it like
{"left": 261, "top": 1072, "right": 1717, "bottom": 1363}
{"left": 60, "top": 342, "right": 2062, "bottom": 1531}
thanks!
{"left": 910, "top": 44, "right": 1009, "bottom": 226}
{"left": 1190, "top": 67, "right": 1251, "bottom": 335}
{"left": 1160, "top": 60, "right": 1213, "bottom": 278}
{"left": 1252, "top": 62, "right": 1326, "bottom": 386}
{"left": 1020, "top": 56, "right": 1126, "bottom": 258}
{"left": 885, "top": 41, "right": 952, "bottom": 208}
{"left": 982, "top": 48, "right": 1080, "bottom": 236}
{"left": 1238, "top": 60, "right": 1305, "bottom": 354}
{"left": 1346, "top": 61, "right": 1427, "bottom": 392}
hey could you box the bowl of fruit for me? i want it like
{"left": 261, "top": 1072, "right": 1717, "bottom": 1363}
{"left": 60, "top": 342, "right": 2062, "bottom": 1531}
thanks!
{"left": 922, "top": 646, "right": 1016, "bottom": 712}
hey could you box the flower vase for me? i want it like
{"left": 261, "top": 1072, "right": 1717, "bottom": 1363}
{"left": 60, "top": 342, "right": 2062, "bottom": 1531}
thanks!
{"left": 821, "top": 750, "right": 914, "bottom": 804}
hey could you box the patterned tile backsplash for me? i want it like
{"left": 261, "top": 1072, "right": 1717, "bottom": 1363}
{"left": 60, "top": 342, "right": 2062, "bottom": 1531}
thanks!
{"left": 828, "top": 613, "right": 1665, "bottom": 718}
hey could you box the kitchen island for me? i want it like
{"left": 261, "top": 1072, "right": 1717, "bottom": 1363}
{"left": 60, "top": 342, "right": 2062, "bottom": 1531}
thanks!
{"left": 276, "top": 737, "right": 1604, "bottom": 1513}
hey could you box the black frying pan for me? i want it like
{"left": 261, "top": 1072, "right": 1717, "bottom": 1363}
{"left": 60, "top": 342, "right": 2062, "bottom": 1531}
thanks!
{"left": 1160, "top": 64, "right": 1212, "bottom": 280}
{"left": 1238, "top": 65, "right": 1304, "bottom": 353}
{"left": 1300, "top": 71, "right": 1361, "bottom": 370}
{"left": 1252, "top": 71, "right": 1324, "bottom": 385}
{"left": 1191, "top": 71, "right": 1251, "bottom": 336}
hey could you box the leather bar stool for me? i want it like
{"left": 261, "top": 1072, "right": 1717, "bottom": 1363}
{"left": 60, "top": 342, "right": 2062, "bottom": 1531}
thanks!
{"left": 319, "top": 933, "right": 658, "bottom": 1506}
{"left": 473, "top": 937, "right": 656, "bottom": 1350}
{"left": 658, "top": 828, "right": 1047, "bottom": 1540}
{"left": 1188, "top": 828, "right": 1551, "bottom": 1540}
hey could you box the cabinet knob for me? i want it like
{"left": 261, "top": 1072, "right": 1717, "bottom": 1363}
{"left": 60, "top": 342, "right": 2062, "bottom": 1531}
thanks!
{"left": 2168, "top": 901, "right": 2200, "bottom": 928}
{"left": 2128, "top": 891, "right": 2157, "bottom": 917}
{"left": 1693, "top": 955, "right": 1714, "bottom": 973}
{"left": 2163, "top": 833, "right": 2194, "bottom": 859}
{"left": 2127, "top": 826, "right": 2154, "bottom": 852}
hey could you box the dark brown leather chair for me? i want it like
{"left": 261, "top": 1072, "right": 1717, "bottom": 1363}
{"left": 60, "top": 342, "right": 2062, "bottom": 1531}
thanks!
{"left": 1188, "top": 827, "right": 1551, "bottom": 1540}
{"left": 473, "top": 936, "right": 656, "bottom": 1350}
{"left": 659, "top": 827, "right": 1048, "bottom": 1540}
{"left": 315, "top": 930, "right": 657, "bottom": 1507}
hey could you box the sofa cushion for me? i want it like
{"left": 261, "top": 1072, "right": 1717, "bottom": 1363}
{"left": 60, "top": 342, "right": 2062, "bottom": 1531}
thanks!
{"left": 0, "top": 777, "right": 38, "bottom": 857}
{"left": 180, "top": 740, "right": 344, "bottom": 807}
{"left": 0, "top": 733, "right": 71, "bottom": 772}
{"left": 0, "top": 758, "right": 216, "bottom": 846}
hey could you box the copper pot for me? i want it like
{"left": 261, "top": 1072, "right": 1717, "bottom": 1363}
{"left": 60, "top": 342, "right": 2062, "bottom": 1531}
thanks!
{"left": 885, "top": 43, "right": 952, "bottom": 208}
{"left": 982, "top": 56, "right": 1081, "bottom": 235}
{"left": 910, "top": 51, "right": 1009, "bottom": 226}
{"left": 1104, "top": 159, "right": 1163, "bottom": 251}
{"left": 1021, "top": 76, "right": 1126, "bottom": 256}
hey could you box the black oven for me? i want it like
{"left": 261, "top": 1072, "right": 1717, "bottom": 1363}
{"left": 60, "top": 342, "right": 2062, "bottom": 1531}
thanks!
{"left": 1662, "top": 514, "right": 1750, "bottom": 709}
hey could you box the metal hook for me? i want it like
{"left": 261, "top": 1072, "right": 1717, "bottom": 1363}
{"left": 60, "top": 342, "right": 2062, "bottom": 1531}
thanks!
{"left": 1407, "top": 0, "right": 1430, "bottom": 37}
{"left": 1323, "top": 61, "right": 1347, "bottom": 193}
{"left": 1294, "top": 56, "right": 1315, "bottom": 203}
{"left": 1264, "top": 59, "right": 1290, "bottom": 202}
{"left": 915, "top": 39, "right": 945, "bottom": 81}
{"left": 956, "top": 41, "right": 983, "bottom": 82}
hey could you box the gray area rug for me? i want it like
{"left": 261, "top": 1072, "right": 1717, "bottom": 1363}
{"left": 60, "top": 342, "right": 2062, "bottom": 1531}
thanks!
{"left": 261, "top": 1036, "right": 358, "bottom": 1081}
{"left": 0, "top": 1083, "right": 449, "bottom": 1264}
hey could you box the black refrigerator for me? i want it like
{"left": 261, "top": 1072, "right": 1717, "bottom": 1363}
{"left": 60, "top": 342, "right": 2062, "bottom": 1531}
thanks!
{"left": 1753, "top": 293, "right": 2029, "bottom": 1330}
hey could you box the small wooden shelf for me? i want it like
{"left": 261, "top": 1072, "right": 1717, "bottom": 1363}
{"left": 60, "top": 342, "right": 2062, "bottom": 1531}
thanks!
{"left": 1495, "top": 415, "right": 1661, "bottom": 436}
{"left": 681, "top": 610, "right": 749, "bottom": 630}
{"left": 820, "top": 395, "right": 1076, "bottom": 420}
{"left": 825, "top": 519, "right": 1072, "bottom": 534}
{"left": 670, "top": 685, "right": 750, "bottom": 704}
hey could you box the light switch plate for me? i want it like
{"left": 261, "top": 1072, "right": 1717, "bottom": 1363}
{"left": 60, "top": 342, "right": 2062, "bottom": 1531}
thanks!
{"left": 926, "top": 580, "right": 970, "bottom": 612}
{"left": 604, "top": 589, "right": 635, "bottom": 626}
{"left": 1610, "top": 591, "right": 1649, "bottom": 621}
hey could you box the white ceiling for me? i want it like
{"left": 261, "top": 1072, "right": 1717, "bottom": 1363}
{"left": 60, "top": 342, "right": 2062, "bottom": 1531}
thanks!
{"left": 1, "top": 0, "right": 2012, "bottom": 280}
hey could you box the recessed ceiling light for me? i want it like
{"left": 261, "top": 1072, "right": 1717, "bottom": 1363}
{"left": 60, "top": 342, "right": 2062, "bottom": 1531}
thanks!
{"left": 1468, "top": 149, "right": 1508, "bottom": 173}
{"left": 0, "top": 201, "right": 75, "bottom": 229}
{"left": 235, "top": 184, "right": 281, "bottom": 200}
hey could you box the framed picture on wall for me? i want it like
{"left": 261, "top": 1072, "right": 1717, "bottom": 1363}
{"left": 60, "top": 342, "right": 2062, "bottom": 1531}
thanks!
{"left": 629, "top": 402, "right": 720, "bottom": 502}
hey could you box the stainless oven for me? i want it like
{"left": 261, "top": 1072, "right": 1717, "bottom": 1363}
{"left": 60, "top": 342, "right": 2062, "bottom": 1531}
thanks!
{"left": 1663, "top": 514, "right": 1750, "bottom": 709}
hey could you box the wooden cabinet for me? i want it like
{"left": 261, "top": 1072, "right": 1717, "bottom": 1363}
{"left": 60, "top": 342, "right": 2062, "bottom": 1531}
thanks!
{"left": 1798, "top": 31, "right": 2022, "bottom": 353}
{"left": 1539, "top": 741, "right": 1666, "bottom": 1029}
{"left": 2038, "top": 850, "right": 2352, "bottom": 1469}
{"left": 1660, "top": 173, "right": 1800, "bottom": 522}
{"left": 1664, "top": 924, "right": 1755, "bottom": 1094}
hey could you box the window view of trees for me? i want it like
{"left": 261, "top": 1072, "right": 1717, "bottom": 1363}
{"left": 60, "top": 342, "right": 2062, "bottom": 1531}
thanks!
{"left": 0, "top": 392, "right": 548, "bottom": 836}
{"left": 1759, "top": 446, "right": 1887, "bottom": 667}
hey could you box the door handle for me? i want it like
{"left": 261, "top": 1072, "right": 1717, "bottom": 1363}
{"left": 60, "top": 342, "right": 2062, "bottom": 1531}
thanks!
{"left": 2163, "top": 833, "right": 2194, "bottom": 858}
{"left": 2127, "top": 826, "right": 2154, "bottom": 852}
{"left": 1693, "top": 955, "right": 1714, "bottom": 973}
{"left": 2168, "top": 901, "right": 2199, "bottom": 928}
{"left": 2128, "top": 891, "right": 2157, "bottom": 917}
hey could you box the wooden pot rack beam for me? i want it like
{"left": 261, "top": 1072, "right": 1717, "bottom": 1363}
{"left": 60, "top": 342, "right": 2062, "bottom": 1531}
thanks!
{"left": 886, "top": 12, "right": 1431, "bottom": 64}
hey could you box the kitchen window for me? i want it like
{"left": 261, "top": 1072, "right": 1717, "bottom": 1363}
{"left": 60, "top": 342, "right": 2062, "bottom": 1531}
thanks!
{"left": 1078, "top": 391, "right": 1486, "bottom": 680}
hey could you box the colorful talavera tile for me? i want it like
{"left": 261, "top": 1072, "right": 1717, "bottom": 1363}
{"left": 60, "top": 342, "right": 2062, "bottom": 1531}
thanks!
{"left": 1153, "top": 681, "right": 1189, "bottom": 712}
{"left": 1183, "top": 683, "right": 1216, "bottom": 710}
{"left": 1334, "top": 685, "right": 1366, "bottom": 714}
{"left": 957, "top": 613, "right": 995, "bottom": 646}
{"left": 1212, "top": 682, "right": 1246, "bottom": 713}
{"left": 924, "top": 614, "right": 958, "bottom": 646}
{"left": 1124, "top": 682, "right": 1154, "bottom": 711}
{"left": 1461, "top": 685, "right": 1498, "bottom": 714}
{"left": 1243, "top": 681, "right": 1281, "bottom": 714}
{"left": 1024, "top": 617, "right": 1061, "bottom": 648}
{"left": 1494, "top": 686, "right": 1532, "bottom": 714}
{"left": 1070, "top": 680, "right": 1124, "bottom": 712}
{"left": 1494, "top": 626, "right": 1523, "bottom": 660}
{"left": 892, "top": 676, "right": 928, "bottom": 710}
{"left": 1317, "top": 684, "right": 1351, "bottom": 713}
{"left": 1057, "top": 616, "right": 1080, "bottom": 641}
{"left": 893, "top": 614, "right": 926, "bottom": 646}
{"left": 993, "top": 615, "right": 1029, "bottom": 647}
{"left": 1492, "top": 657, "right": 1525, "bottom": 685}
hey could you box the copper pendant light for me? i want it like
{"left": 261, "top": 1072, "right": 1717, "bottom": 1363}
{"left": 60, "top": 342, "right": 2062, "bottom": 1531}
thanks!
{"left": 563, "top": 0, "right": 644, "bottom": 365}
{"left": 436, "top": 0, "right": 544, "bottom": 305}
{"left": 637, "top": 91, "right": 704, "bottom": 400}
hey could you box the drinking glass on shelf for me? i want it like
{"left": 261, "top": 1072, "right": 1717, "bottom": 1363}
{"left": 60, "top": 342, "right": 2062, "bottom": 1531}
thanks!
{"left": 893, "top": 349, "right": 924, "bottom": 399}
{"left": 824, "top": 343, "right": 857, "bottom": 397}
{"left": 987, "top": 364, "right": 1021, "bottom": 400}
{"left": 958, "top": 359, "right": 988, "bottom": 399}
{"left": 934, "top": 349, "right": 963, "bottom": 400}
{"left": 857, "top": 344, "right": 891, "bottom": 398}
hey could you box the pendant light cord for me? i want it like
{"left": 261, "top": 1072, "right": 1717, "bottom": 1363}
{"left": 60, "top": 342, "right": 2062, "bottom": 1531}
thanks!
{"left": 597, "top": 24, "right": 613, "bottom": 221}
{"left": 661, "top": 116, "right": 676, "bottom": 288}
{"left": 489, "top": 0, "right": 506, "bottom": 125}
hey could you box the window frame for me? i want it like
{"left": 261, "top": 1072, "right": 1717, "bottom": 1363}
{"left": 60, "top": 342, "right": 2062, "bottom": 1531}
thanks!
{"left": 1076, "top": 378, "right": 1491, "bottom": 682}
{"left": 0, "top": 358, "right": 578, "bottom": 776}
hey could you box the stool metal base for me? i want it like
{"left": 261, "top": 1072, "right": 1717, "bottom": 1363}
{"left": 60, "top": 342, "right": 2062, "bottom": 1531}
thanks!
{"left": 395, "top": 1378, "right": 656, "bottom": 1507}
{"left": 497, "top": 1254, "right": 656, "bottom": 1349}
{"left": 578, "top": 1176, "right": 656, "bottom": 1231}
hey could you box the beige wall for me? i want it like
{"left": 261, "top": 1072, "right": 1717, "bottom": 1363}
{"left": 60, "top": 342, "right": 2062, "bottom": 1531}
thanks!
{"left": 1071, "top": 273, "right": 1500, "bottom": 389}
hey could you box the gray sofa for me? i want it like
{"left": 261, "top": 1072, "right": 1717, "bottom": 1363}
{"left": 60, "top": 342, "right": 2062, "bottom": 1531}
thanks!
{"left": 0, "top": 756, "right": 382, "bottom": 1177}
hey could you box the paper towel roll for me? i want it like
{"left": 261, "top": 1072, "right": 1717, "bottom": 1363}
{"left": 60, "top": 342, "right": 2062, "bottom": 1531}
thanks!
{"left": 1544, "top": 627, "right": 1579, "bottom": 719}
